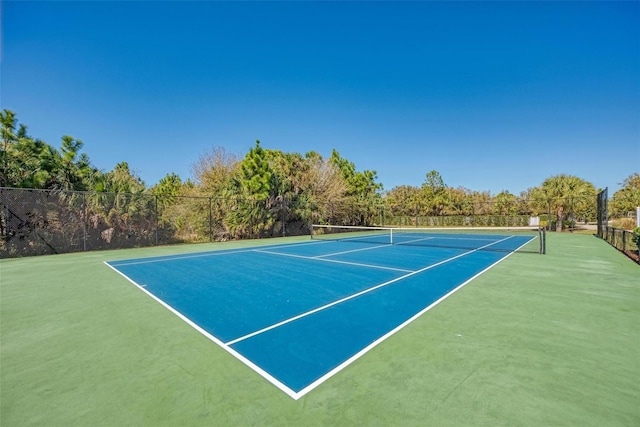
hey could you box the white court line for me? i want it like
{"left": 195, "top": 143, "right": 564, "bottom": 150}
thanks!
{"left": 313, "top": 243, "right": 390, "bottom": 258}
{"left": 103, "top": 261, "right": 300, "bottom": 400}
{"left": 253, "top": 249, "right": 413, "bottom": 273}
{"left": 107, "top": 239, "right": 330, "bottom": 267}
{"left": 395, "top": 234, "right": 497, "bottom": 242}
{"left": 322, "top": 234, "right": 389, "bottom": 244}
{"left": 394, "top": 235, "right": 495, "bottom": 246}
{"left": 107, "top": 233, "right": 533, "bottom": 401}
{"left": 225, "top": 235, "right": 515, "bottom": 347}
{"left": 394, "top": 236, "right": 436, "bottom": 245}
{"left": 294, "top": 242, "right": 524, "bottom": 399}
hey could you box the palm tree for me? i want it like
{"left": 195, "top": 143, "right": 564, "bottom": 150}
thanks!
{"left": 533, "top": 175, "right": 596, "bottom": 231}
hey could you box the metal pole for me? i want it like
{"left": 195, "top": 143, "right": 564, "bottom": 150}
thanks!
{"left": 3, "top": 189, "right": 9, "bottom": 244}
{"left": 83, "top": 192, "right": 87, "bottom": 251}
{"left": 282, "top": 195, "right": 286, "bottom": 237}
{"left": 154, "top": 195, "right": 158, "bottom": 246}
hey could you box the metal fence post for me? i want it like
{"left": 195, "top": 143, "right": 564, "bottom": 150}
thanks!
{"left": 83, "top": 192, "right": 87, "bottom": 252}
{"left": 282, "top": 195, "right": 286, "bottom": 238}
{"left": 154, "top": 195, "right": 159, "bottom": 246}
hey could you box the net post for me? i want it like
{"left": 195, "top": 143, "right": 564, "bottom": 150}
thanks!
{"left": 390, "top": 228, "right": 393, "bottom": 244}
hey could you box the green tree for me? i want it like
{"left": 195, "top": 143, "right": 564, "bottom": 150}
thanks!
{"left": 87, "top": 162, "right": 146, "bottom": 226}
{"left": 9, "top": 137, "right": 58, "bottom": 188}
{"left": 533, "top": 174, "right": 596, "bottom": 231}
{"left": 152, "top": 172, "right": 182, "bottom": 208}
{"left": 516, "top": 189, "right": 536, "bottom": 216}
{"left": 494, "top": 191, "right": 518, "bottom": 216}
{"left": 470, "top": 190, "right": 493, "bottom": 215}
{"left": 445, "top": 187, "right": 474, "bottom": 216}
{"left": 150, "top": 173, "right": 191, "bottom": 242}
{"left": 329, "top": 149, "right": 383, "bottom": 225}
{"left": 384, "top": 185, "right": 422, "bottom": 222}
{"left": 1, "top": 110, "right": 99, "bottom": 190}
{"left": 233, "top": 141, "right": 273, "bottom": 201}
{"left": 226, "top": 140, "right": 277, "bottom": 237}
{"left": 87, "top": 162, "right": 155, "bottom": 245}
{"left": 53, "top": 135, "right": 95, "bottom": 191}
{"left": 329, "top": 149, "right": 382, "bottom": 197}
{"left": 421, "top": 170, "right": 448, "bottom": 216}
{"left": 153, "top": 173, "right": 182, "bottom": 198}
{"left": 265, "top": 150, "right": 308, "bottom": 229}
{"left": 103, "top": 162, "right": 145, "bottom": 194}
{"left": 1, "top": 110, "right": 59, "bottom": 188}
{"left": 611, "top": 173, "right": 640, "bottom": 217}
{"left": 1, "top": 110, "right": 23, "bottom": 187}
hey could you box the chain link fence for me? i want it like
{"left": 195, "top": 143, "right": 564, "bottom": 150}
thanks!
{"left": 2, "top": 187, "right": 599, "bottom": 258}
{"left": 597, "top": 188, "right": 640, "bottom": 264}
{"left": 378, "top": 204, "right": 558, "bottom": 229}
{"left": 0, "top": 187, "right": 301, "bottom": 258}
{"left": 600, "top": 226, "right": 640, "bottom": 263}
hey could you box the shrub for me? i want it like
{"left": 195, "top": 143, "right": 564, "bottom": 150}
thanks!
{"left": 633, "top": 227, "right": 640, "bottom": 248}
{"left": 612, "top": 217, "right": 637, "bottom": 230}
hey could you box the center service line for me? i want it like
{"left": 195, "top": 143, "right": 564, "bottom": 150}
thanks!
{"left": 225, "top": 235, "right": 515, "bottom": 346}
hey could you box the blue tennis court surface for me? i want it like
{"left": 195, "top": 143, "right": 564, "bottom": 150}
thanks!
{"left": 106, "top": 232, "right": 536, "bottom": 399}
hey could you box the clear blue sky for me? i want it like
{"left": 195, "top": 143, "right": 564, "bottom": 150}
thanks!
{"left": 1, "top": 1, "right": 638, "bottom": 195}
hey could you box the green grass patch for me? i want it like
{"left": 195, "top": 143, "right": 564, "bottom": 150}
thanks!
{"left": 1, "top": 234, "right": 638, "bottom": 426}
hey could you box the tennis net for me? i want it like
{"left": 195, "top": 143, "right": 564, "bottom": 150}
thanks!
{"left": 310, "top": 225, "right": 546, "bottom": 254}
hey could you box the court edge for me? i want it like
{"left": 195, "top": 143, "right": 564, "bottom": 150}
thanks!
{"left": 103, "top": 235, "right": 528, "bottom": 400}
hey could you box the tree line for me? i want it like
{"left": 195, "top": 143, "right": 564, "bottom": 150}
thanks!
{"left": 2, "top": 109, "right": 639, "bottom": 242}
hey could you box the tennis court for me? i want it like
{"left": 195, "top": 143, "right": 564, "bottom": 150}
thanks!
{"left": 106, "top": 226, "right": 543, "bottom": 399}
{"left": 2, "top": 231, "right": 639, "bottom": 426}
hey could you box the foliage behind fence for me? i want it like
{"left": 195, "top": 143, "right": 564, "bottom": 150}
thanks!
{"left": 2, "top": 187, "right": 594, "bottom": 258}
{"left": 0, "top": 187, "right": 302, "bottom": 257}
{"left": 596, "top": 188, "right": 640, "bottom": 264}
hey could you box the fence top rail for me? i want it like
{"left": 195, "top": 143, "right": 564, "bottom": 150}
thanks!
{"left": 605, "top": 225, "right": 638, "bottom": 232}
{"left": 0, "top": 187, "right": 273, "bottom": 202}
